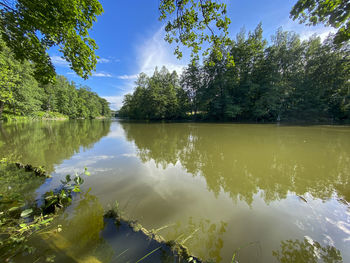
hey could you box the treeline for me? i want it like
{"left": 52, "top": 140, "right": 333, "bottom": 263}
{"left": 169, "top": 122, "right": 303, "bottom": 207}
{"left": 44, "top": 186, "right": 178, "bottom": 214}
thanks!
{"left": 0, "top": 38, "right": 111, "bottom": 120}
{"left": 119, "top": 25, "right": 349, "bottom": 122}
{"left": 119, "top": 70, "right": 188, "bottom": 120}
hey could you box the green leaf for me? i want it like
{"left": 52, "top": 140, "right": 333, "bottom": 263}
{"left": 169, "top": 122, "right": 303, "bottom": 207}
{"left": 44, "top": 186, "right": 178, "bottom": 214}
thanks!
{"left": 9, "top": 206, "right": 19, "bottom": 212}
{"left": 21, "top": 209, "right": 33, "bottom": 218}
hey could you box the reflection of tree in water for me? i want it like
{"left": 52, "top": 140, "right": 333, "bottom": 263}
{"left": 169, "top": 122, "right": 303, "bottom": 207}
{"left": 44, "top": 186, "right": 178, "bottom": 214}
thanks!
{"left": 45, "top": 192, "right": 115, "bottom": 262}
{"left": 0, "top": 163, "right": 46, "bottom": 211}
{"left": 121, "top": 122, "right": 350, "bottom": 204}
{"left": 162, "top": 216, "right": 227, "bottom": 262}
{"left": 273, "top": 238, "right": 343, "bottom": 263}
{"left": 0, "top": 120, "right": 111, "bottom": 172}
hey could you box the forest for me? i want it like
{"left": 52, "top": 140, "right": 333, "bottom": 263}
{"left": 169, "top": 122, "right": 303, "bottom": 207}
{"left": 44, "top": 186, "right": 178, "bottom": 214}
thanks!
{"left": 119, "top": 25, "right": 350, "bottom": 123}
{"left": 0, "top": 38, "right": 111, "bottom": 121}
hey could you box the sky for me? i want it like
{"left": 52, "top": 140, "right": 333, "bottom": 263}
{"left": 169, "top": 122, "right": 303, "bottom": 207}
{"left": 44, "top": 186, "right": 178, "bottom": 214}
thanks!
{"left": 48, "top": 0, "right": 335, "bottom": 110}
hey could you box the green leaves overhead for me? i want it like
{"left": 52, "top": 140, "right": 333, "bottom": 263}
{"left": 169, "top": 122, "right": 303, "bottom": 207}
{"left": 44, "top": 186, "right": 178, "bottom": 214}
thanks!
{"left": 159, "top": 0, "right": 233, "bottom": 64}
{"left": 290, "top": 0, "right": 350, "bottom": 44}
{"left": 0, "top": 0, "right": 103, "bottom": 83}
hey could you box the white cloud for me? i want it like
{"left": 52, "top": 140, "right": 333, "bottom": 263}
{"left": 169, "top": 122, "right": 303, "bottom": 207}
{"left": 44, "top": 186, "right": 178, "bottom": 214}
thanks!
{"left": 97, "top": 58, "right": 111, "bottom": 63}
{"left": 51, "top": 56, "right": 70, "bottom": 67}
{"left": 92, "top": 72, "right": 113, "bottom": 77}
{"left": 117, "top": 74, "right": 138, "bottom": 80}
{"left": 102, "top": 95, "right": 125, "bottom": 110}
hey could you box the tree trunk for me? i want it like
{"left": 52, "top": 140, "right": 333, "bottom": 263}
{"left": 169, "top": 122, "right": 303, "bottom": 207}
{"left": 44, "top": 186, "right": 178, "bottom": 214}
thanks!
{"left": 0, "top": 100, "right": 4, "bottom": 120}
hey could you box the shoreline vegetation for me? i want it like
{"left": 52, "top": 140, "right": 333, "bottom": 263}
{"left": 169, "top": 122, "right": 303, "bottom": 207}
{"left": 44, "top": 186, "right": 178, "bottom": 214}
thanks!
{"left": 0, "top": 160, "right": 203, "bottom": 263}
{"left": 1, "top": 112, "right": 111, "bottom": 123}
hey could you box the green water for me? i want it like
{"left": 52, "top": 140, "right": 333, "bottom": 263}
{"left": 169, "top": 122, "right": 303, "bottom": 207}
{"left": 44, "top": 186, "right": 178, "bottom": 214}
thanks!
{"left": 0, "top": 120, "right": 349, "bottom": 262}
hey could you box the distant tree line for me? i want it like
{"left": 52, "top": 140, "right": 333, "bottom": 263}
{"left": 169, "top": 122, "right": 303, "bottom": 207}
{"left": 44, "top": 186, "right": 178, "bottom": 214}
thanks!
{"left": 119, "top": 25, "right": 349, "bottom": 122}
{"left": 0, "top": 38, "right": 111, "bottom": 120}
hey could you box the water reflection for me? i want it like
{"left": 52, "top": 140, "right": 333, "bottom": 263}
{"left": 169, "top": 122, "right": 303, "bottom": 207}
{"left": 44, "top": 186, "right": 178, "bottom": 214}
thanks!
{"left": 273, "top": 237, "right": 342, "bottom": 263}
{"left": 0, "top": 120, "right": 111, "bottom": 172}
{"left": 163, "top": 217, "right": 227, "bottom": 262}
{"left": 18, "top": 191, "right": 206, "bottom": 263}
{"left": 120, "top": 122, "right": 350, "bottom": 204}
{"left": 2, "top": 121, "right": 350, "bottom": 262}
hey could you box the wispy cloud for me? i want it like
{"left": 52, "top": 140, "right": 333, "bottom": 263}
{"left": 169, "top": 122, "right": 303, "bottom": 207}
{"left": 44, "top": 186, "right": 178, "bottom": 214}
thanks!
{"left": 97, "top": 58, "right": 111, "bottom": 63}
{"left": 137, "top": 27, "right": 187, "bottom": 76}
{"left": 92, "top": 72, "right": 113, "bottom": 77}
{"left": 106, "top": 27, "right": 189, "bottom": 110}
{"left": 117, "top": 74, "right": 138, "bottom": 80}
{"left": 280, "top": 20, "right": 336, "bottom": 41}
{"left": 51, "top": 56, "right": 70, "bottom": 67}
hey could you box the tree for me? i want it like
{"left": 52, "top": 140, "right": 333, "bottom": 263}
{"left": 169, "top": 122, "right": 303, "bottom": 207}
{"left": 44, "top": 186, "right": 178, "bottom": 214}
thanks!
{"left": 181, "top": 61, "right": 202, "bottom": 116}
{"left": 119, "top": 67, "right": 189, "bottom": 120}
{"left": 0, "top": 0, "right": 103, "bottom": 83}
{"left": 290, "top": 0, "right": 350, "bottom": 44}
{"left": 0, "top": 37, "right": 17, "bottom": 119}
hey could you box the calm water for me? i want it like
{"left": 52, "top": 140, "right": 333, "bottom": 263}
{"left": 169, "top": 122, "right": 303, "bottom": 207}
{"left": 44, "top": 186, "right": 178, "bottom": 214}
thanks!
{"left": 0, "top": 120, "right": 349, "bottom": 262}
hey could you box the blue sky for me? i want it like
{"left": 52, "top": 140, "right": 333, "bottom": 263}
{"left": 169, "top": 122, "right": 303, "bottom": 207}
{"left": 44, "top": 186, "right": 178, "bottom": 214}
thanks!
{"left": 49, "top": 0, "right": 334, "bottom": 110}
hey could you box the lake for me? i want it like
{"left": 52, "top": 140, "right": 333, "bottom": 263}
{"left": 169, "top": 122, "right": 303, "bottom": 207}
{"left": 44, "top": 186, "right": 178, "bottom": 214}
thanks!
{"left": 0, "top": 120, "right": 349, "bottom": 262}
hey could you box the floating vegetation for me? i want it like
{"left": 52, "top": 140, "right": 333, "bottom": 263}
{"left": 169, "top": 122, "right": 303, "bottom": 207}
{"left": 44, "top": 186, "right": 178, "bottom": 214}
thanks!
{"left": 0, "top": 160, "right": 91, "bottom": 262}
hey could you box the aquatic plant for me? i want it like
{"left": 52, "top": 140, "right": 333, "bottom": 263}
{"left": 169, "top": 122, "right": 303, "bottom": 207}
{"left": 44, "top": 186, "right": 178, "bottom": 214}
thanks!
{"left": 0, "top": 160, "right": 90, "bottom": 262}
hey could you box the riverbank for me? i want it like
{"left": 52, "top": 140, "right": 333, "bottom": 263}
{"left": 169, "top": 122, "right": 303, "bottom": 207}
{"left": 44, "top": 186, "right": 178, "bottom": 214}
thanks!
{"left": 117, "top": 117, "right": 350, "bottom": 126}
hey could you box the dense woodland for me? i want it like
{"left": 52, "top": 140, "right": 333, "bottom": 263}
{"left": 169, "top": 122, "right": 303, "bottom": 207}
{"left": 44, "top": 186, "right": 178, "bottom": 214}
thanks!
{"left": 119, "top": 25, "right": 350, "bottom": 122}
{"left": 0, "top": 38, "right": 111, "bottom": 120}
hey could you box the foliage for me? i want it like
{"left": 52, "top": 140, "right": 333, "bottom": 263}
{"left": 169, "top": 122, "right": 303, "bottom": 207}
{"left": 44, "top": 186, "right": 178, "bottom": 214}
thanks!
{"left": 159, "top": 0, "right": 233, "bottom": 65}
{"left": 0, "top": 0, "right": 103, "bottom": 83}
{"left": 41, "top": 75, "right": 111, "bottom": 119}
{"left": 120, "top": 25, "right": 350, "bottom": 123}
{"left": 290, "top": 0, "right": 350, "bottom": 44}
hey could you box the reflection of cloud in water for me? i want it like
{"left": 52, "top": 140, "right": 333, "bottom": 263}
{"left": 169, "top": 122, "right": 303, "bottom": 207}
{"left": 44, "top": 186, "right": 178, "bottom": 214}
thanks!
{"left": 121, "top": 153, "right": 137, "bottom": 158}
{"left": 323, "top": 234, "right": 335, "bottom": 247}
{"left": 325, "top": 217, "right": 350, "bottom": 242}
{"left": 55, "top": 155, "right": 116, "bottom": 174}
{"left": 304, "top": 236, "right": 321, "bottom": 259}
{"left": 106, "top": 123, "right": 125, "bottom": 138}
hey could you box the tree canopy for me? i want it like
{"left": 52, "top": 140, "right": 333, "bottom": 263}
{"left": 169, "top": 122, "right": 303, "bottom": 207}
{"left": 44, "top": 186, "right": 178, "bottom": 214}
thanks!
{"left": 290, "top": 0, "right": 350, "bottom": 44}
{"left": 159, "top": 0, "right": 232, "bottom": 64}
{"left": 0, "top": 0, "right": 103, "bottom": 83}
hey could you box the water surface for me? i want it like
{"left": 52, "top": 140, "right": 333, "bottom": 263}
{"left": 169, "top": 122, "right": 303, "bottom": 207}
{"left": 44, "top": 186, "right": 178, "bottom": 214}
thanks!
{"left": 1, "top": 120, "right": 349, "bottom": 262}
